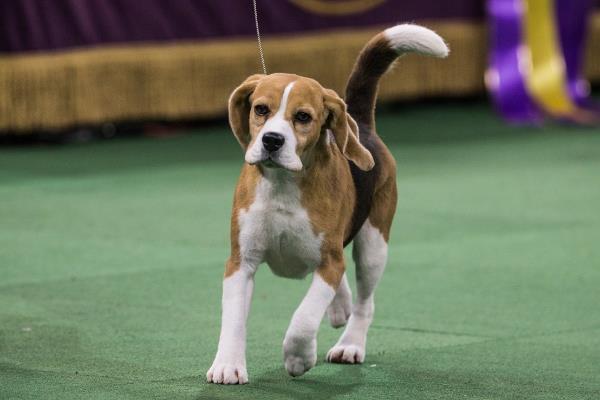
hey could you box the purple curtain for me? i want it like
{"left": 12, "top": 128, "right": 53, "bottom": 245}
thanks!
{"left": 1, "top": 0, "right": 483, "bottom": 53}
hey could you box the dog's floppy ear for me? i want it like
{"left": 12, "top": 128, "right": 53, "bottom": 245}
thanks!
{"left": 323, "top": 89, "right": 375, "bottom": 171}
{"left": 228, "top": 74, "right": 265, "bottom": 149}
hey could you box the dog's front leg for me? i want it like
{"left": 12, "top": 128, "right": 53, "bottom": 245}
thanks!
{"left": 207, "top": 266, "right": 255, "bottom": 384}
{"left": 283, "top": 266, "right": 341, "bottom": 377}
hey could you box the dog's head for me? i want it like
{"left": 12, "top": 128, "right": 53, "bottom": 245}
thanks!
{"left": 228, "top": 73, "right": 374, "bottom": 172}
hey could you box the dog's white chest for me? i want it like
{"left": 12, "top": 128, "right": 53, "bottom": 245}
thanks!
{"left": 238, "top": 176, "right": 323, "bottom": 279}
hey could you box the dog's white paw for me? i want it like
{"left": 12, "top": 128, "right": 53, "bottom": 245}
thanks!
{"left": 284, "top": 354, "right": 315, "bottom": 377}
{"left": 206, "top": 362, "right": 248, "bottom": 384}
{"left": 283, "top": 336, "right": 317, "bottom": 377}
{"left": 327, "top": 299, "right": 351, "bottom": 328}
{"left": 326, "top": 344, "right": 365, "bottom": 364}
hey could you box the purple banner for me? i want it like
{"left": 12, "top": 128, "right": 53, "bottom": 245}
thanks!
{"left": 487, "top": 0, "right": 541, "bottom": 123}
{"left": 556, "top": 0, "right": 600, "bottom": 110}
{"left": 0, "top": 0, "right": 484, "bottom": 53}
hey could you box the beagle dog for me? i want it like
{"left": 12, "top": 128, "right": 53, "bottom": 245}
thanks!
{"left": 207, "top": 24, "right": 448, "bottom": 384}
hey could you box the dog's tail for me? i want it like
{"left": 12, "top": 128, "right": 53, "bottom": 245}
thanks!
{"left": 345, "top": 24, "right": 449, "bottom": 132}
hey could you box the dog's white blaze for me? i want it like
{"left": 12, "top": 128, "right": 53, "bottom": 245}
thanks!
{"left": 327, "top": 219, "right": 388, "bottom": 364}
{"left": 245, "top": 82, "right": 303, "bottom": 171}
{"left": 283, "top": 272, "right": 336, "bottom": 376}
{"left": 238, "top": 172, "right": 323, "bottom": 279}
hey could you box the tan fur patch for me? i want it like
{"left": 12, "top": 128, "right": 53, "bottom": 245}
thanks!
{"left": 366, "top": 143, "right": 397, "bottom": 242}
{"left": 299, "top": 141, "right": 356, "bottom": 288}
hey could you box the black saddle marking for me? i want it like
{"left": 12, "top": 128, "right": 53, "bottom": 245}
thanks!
{"left": 343, "top": 124, "right": 382, "bottom": 247}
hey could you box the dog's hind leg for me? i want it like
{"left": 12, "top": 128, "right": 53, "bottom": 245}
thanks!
{"left": 326, "top": 178, "right": 396, "bottom": 364}
{"left": 327, "top": 272, "right": 352, "bottom": 328}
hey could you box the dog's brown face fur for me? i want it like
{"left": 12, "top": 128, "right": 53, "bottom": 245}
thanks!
{"left": 251, "top": 75, "right": 324, "bottom": 165}
{"left": 229, "top": 73, "right": 374, "bottom": 172}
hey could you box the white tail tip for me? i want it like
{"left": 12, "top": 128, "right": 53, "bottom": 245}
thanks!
{"left": 383, "top": 24, "right": 449, "bottom": 58}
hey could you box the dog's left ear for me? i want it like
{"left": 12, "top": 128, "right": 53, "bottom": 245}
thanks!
{"left": 323, "top": 89, "right": 375, "bottom": 171}
{"left": 229, "top": 74, "right": 265, "bottom": 149}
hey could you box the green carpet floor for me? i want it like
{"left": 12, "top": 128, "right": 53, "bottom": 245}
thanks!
{"left": 1, "top": 102, "right": 599, "bottom": 399}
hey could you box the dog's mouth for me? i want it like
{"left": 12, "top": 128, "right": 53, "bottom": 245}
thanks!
{"left": 262, "top": 159, "right": 279, "bottom": 169}
{"left": 260, "top": 155, "right": 283, "bottom": 169}
{"left": 245, "top": 145, "right": 303, "bottom": 172}
{"left": 257, "top": 155, "right": 304, "bottom": 172}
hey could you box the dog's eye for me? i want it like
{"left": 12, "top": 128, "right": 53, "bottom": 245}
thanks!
{"left": 295, "top": 112, "right": 312, "bottom": 123}
{"left": 254, "top": 105, "right": 269, "bottom": 116}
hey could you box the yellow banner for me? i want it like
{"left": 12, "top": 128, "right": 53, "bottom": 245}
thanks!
{"left": 523, "top": 0, "right": 576, "bottom": 116}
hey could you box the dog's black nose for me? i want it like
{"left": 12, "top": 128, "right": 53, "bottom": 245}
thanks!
{"left": 262, "top": 132, "right": 285, "bottom": 152}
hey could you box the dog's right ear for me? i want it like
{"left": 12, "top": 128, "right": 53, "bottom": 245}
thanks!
{"left": 323, "top": 89, "right": 375, "bottom": 171}
{"left": 228, "top": 74, "right": 265, "bottom": 149}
